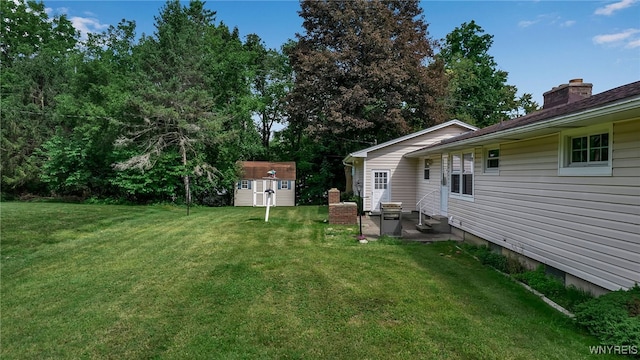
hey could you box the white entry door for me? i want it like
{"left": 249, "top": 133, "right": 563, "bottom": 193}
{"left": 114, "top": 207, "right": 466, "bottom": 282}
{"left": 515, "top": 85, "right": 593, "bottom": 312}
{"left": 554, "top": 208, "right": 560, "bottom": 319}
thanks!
{"left": 371, "top": 170, "right": 390, "bottom": 212}
{"left": 440, "top": 154, "right": 449, "bottom": 216}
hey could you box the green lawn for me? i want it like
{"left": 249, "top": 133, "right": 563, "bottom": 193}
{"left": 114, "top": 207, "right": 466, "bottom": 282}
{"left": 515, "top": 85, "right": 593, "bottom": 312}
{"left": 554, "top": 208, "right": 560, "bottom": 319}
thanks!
{"left": 1, "top": 203, "right": 618, "bottom": 359}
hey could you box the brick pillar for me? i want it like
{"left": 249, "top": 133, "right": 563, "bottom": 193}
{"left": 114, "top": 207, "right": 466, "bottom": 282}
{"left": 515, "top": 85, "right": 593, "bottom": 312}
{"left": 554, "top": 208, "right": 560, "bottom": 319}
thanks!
{"left": 329, "top": 202, "right": 358, "bottom": 225}
{"left": 328, "top": 188, "right": 340, "bottom": 205}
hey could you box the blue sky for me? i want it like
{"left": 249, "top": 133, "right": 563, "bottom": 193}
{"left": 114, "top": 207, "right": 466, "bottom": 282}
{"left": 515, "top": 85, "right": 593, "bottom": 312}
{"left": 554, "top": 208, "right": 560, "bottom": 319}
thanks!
{"left": 45, "top": 0, "right": 640, "bottom": 106}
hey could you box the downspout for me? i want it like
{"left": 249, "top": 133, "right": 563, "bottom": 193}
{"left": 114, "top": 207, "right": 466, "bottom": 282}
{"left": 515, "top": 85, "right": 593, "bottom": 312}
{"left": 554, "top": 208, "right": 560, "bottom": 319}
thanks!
{"left": 342, "top": 159, "right": 354, "bottom": 193}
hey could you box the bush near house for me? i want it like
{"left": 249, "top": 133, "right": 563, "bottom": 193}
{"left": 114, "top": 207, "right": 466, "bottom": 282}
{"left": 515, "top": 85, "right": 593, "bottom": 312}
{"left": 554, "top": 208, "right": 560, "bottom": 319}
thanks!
{"left": 574, "top": 285, "right": 640, "bottom": 348}
{"left": 461, "top": 243, "right": 640, "bottom": 352}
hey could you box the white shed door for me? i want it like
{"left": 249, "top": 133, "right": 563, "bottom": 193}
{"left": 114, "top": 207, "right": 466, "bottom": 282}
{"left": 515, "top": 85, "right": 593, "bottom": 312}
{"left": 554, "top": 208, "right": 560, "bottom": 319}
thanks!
{"left": 254, "top": 180, "right": 277, "bottom": 207}
{"left": 371, "top": 170, "right": 390, "bottom": 212}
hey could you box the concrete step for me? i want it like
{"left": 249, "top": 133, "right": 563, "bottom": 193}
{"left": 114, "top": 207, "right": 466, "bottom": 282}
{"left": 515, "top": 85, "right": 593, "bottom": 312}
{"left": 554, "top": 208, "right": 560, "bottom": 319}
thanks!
{"left": 417, "top": 215, "right": 451, "bottom": 234}
{"left": 416, "top": 223, "right": 434, "bottom": 233}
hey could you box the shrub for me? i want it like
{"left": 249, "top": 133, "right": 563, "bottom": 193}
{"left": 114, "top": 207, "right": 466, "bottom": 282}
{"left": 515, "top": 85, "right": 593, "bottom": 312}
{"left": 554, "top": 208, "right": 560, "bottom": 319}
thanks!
{"left": 574, "top": 285, "right": 640, "bottom": 347}
{"left": 514, "top": 266, "right": 592, "bottom": 312}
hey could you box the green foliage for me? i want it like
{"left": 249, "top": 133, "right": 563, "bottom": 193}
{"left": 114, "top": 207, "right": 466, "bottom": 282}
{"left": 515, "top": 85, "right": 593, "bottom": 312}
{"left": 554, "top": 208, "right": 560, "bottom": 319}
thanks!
{"left": 460, "top": 244, "right": 515, "bottom": 274}
{"left": 439, "top": 20, "right": 538, "bottom": 127}
{"left": 514, "top": 266, "right": 593, "bottom": 312}
{"left": 574, "top": 285, "right": 640, "bottom": 347}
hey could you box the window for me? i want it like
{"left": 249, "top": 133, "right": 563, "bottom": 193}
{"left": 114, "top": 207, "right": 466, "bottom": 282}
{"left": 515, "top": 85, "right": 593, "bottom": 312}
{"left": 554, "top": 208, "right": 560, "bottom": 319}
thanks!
{"left": 559, "top": 125, "right": 612, "bottom": 176}
{"left": 450, "top": 151, "right": 473, "bottom": 197}
{"left": 451, "top": 154, "right": 461, "bottom": 194}
{"left": 238, "top": 180, "right": 251, "bottom": 190}
{"left": 278, "top": 180, "right": 291, "bottom": 190}
{"left": 571, "top": 133, "right": 609, "bottom": 164}
{"left": 423, "top": 159, "right": 430, "bottom": 180}
{"left": 485, "top": 148, "right": 500, "bottom": 173}
{"left": 374, "top": 172, "right": 388, "bottom": 190}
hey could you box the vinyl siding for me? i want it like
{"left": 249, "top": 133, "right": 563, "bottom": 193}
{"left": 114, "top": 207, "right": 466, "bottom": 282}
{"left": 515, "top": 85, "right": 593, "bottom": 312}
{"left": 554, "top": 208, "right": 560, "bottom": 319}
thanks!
{"left": 363, "top": 125, "right": 471, "bottom": 211}
{"left": 234, "top": 187, "right": 254, "bottom": 206}
{"left": 276, "top": 181, "right": 296, "bottom": 206}
{"left": 416, "top": 155, "right": 442, "bottom": 214}
{"left": 447, "top": 119, "right": 640, "bottom": 290}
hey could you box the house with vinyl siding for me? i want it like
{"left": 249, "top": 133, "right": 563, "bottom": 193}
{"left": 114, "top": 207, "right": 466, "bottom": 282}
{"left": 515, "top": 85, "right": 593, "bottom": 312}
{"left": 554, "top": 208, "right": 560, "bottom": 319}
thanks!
{"left": 343, "top": 120, "right": 477, "bottom": 213}
{"left": 234, "top": 161, "right": 296, "bottom": 207}
{"left": 403, "top": 79, "right": 640, "bottom": 294}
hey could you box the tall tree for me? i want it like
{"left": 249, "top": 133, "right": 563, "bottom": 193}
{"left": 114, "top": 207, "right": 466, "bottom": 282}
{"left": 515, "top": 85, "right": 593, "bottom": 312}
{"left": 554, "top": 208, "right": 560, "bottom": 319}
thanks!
{"left": 286, "top": 0, "right": 447, "bottom": 202}
{"left": 40, "top": 21, "right": 138, "bottom": 197}
{"left": 289, "top": 0, "right": 447, "bottom": 144}
{"left": 114, "top": 0, "right": 222, "bottom": 206}
{"left": 439, "top": 20, "right": 538, "bottom": 128}
{"left": 0, "top": 0, "right": 78, "bottom": 194}
{"left": 245, "top": 36, "right": 293, "bottom": 157}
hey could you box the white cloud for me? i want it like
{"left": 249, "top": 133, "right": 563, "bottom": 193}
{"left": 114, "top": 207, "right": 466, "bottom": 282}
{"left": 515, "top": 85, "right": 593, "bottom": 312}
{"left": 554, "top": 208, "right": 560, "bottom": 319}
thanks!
{"left": 518, "top": 20, "right": 538, "bottom": 28}
{"left": 70, "top": 16, "right": 109, "bottom": 39}
{"left": 593, "top": 28, "right": 640, "bottom": 48}
{"left": 594, "top": 0, "right": 637, "bottom": 16}
{"left": 626, "top": 38, "right": 640, "bottom": 48}
{"left": 519, "top": 14, "right": 575, "bottom": 29}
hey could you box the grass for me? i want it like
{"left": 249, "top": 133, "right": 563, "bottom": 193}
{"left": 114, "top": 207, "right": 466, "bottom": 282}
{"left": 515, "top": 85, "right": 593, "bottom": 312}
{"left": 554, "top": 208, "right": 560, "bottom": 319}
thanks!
{"left": 0, "top": 202, "right": 622, "bottom": 359}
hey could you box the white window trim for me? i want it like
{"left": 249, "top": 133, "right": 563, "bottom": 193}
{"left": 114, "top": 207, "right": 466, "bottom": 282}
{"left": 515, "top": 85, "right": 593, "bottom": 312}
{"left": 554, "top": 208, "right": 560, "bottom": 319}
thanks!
{"left": 483, "top": 146, "right": 500, "bottom": 175}
{"left": 450, "top": 150, "right": 475, "bottom": 202}
{"left": 558, "top": 123, "right": 613, "bottom": 177}
{"left": 240, "top": 180, "right": 250, "bottom": 189}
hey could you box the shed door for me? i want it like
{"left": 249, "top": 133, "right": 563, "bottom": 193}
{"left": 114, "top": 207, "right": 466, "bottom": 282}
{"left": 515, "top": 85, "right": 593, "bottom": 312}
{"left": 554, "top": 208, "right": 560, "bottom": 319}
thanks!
{"left": 371, "top": 170, "right": 390, "bottom": 212}
{"left": 253, "top": 180, "right": 277, "bottom": 207}
{"left": 253, "top": 180, "right": 264, "bottom": 206}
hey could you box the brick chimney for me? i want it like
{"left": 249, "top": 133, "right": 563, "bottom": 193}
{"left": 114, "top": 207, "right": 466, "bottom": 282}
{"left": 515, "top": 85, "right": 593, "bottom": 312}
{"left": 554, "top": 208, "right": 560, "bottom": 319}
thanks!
{"left": 543, "top": 79, "right": 593, "bottom": 109}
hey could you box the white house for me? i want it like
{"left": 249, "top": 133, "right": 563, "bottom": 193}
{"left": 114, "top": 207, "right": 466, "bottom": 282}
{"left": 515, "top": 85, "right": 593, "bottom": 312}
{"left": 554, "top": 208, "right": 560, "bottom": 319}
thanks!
{"left": 343, "top": 120, "right": 477, "bottom": 213}
{"left": 402, "top": 79, "right": 640, "bottom": 294}
{"left": 234, "top": 161, "right": 296, "bottom": 207}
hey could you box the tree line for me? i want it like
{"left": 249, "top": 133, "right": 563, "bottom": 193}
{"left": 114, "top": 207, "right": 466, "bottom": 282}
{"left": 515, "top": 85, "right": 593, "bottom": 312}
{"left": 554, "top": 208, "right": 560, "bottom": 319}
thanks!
{"left": 1, "top": 0, "right": 538, "bottom": 205}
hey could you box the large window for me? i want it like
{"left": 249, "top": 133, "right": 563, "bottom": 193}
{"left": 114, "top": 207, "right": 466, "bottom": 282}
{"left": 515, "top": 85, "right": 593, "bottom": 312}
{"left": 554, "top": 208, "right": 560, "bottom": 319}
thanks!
{"left": 451, "top": 151, "right": 473, "bottom": 197}
{"left": 559, "top": 125, "right": 612, "bottom": 176}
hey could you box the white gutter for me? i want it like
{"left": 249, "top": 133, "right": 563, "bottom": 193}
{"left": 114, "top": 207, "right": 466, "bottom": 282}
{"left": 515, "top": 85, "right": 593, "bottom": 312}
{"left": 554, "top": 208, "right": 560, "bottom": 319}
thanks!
{"left": 405, "top": 96, "right": 640, "bottom": 157}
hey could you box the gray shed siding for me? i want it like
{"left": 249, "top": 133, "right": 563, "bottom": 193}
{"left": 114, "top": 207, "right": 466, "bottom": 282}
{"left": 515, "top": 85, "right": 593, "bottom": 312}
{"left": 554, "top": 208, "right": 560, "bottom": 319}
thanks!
{"left": 447, "top": 119, "right": 640, "bottom": 290}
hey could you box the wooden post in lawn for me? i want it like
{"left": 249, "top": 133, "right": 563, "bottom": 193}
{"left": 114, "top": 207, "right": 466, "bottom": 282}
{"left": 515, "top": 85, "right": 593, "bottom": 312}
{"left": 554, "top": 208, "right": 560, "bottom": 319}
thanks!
{"left": 264, "top": 170, "right": 277, "bottom": 222}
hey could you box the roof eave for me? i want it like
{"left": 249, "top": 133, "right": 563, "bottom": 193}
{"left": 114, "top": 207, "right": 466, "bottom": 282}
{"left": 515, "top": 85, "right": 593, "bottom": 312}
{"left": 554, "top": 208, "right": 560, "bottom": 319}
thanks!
{"left": 405, "top": 96, "right": 640, "bottom": 158}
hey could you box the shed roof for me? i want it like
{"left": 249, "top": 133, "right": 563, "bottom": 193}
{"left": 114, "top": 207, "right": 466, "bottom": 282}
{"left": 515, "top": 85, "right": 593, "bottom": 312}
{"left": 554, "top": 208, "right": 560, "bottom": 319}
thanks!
{"left": 239, "top": 161, "right": 296, "bottom": 180}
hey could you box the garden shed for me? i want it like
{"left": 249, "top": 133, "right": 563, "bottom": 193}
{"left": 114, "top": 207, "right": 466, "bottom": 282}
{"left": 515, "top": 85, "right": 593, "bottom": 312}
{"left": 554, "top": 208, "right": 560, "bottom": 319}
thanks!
{"left": 234, "top": 161, "right": 296, "bottom": 207}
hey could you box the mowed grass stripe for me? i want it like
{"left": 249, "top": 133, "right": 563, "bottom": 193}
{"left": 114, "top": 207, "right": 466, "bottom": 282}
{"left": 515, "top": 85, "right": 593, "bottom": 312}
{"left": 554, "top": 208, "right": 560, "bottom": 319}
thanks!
{"left": 1, "top": 203, "right": 617, "bottom": 359}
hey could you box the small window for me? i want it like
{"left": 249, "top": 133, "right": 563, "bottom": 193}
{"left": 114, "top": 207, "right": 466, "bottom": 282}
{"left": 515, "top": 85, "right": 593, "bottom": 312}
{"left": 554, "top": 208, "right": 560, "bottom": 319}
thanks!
{"left": 238, "top": 180, "right": 250, "bottom": 189}
{"left": 486, "top": 148, "right": 499, "bottom": 172}
{"left": 423, "top": 159, "right": 430, "bottom": 180}
{"left": 559, "top": 125, "right": 612, "bottom": 176}
{"left": 278, "top": 180, "right": 290, "bottom": 190}
{"left": 570, "top": 133, "right": 609, "bottom": 165}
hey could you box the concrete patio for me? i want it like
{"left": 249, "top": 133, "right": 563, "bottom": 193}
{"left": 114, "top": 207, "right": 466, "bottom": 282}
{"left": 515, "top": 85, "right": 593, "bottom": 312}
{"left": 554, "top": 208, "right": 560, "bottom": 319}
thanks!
{"left": 357, "top": 211, "right": 462, "bottom": 243}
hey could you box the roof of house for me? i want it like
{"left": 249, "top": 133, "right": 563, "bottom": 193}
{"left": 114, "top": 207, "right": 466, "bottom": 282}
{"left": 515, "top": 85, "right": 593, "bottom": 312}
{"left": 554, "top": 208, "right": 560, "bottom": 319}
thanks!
{"left": 405, "top": 81, "right": 640, "bottom": 157}
{"left": 239, "top": 161, "right": 296, "bottom": 180}
{"left": 344, "top": 119, "right": 477, "bottom": 161}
